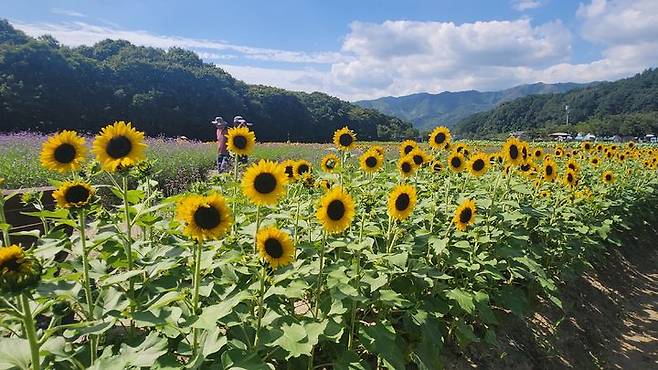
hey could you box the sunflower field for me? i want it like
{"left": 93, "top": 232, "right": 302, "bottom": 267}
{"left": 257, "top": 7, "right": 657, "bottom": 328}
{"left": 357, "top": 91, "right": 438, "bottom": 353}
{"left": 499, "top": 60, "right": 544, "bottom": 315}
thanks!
{"left": 1, "top": 122, "right": 657, "bottom": 370}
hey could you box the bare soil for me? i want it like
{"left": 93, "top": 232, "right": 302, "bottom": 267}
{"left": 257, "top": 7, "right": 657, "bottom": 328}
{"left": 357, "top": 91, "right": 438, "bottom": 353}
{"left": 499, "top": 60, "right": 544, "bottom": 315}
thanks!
{"left": 445, "top": 223, "right": 658, "bottom": 370}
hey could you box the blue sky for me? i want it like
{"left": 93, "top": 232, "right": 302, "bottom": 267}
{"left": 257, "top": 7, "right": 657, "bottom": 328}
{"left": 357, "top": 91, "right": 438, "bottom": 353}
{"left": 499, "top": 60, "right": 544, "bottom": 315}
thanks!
{"left": 5, "top": 0, "right": 658, "bottom": 100}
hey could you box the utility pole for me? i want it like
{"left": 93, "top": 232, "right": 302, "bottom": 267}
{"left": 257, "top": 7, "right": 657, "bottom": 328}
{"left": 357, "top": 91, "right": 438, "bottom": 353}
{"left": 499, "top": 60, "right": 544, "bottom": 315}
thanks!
{"left": 565, "top": 105, "right": 569, "bottom": 126}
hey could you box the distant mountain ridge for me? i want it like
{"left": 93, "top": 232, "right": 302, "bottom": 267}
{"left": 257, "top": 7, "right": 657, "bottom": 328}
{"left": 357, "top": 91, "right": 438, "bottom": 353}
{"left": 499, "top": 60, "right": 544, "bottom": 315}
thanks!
{"left": 354, "top": 82, "right": 595, "bottom": 130}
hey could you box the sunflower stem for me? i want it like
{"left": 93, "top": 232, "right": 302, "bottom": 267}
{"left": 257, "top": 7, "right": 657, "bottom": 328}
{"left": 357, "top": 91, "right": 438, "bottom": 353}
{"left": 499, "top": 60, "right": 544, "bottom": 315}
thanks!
{"left": 191, "top": 239, "right": 203, "bottom": 357}
{"left": 121, "top": 175, "right": 136, "bottom": 330}
{"left": 253, "top": 265, "right": 267, "bottom": 348}
{"left": 233, "top": 154, "right": 239, "bottom": 183}
{"left": 78, "top": 210, "right": 97, "bottom": 364}
{"left": 254, "top": 205, "right": 261, "bottom": 254}
{"left": 348, "top": 213, "right": 366, "bottom": 350}
{"left": 293, "top": 196, "right": 301, "bottom": 244}
{"left": 0, "top": 198, "right": 11, "bottom": 246}
{"left": 313, "top": 233, "right": 328, "bottom": 318}
{"left": 19, "top": 294, "right": 40, "bottom": 370}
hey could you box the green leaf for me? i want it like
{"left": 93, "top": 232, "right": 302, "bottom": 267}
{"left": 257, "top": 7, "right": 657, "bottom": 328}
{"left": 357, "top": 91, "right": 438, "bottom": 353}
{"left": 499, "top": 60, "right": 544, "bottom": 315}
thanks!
{"left": 445, "top": 288, "right": 475, "bottom": 314}
{"left": 220, "top": 348, "right": 269, "bottom": 370}
{"left": 0, "top": 338, "right": 31, "bottom": 370}
{"left": 268, "top": 322, "right": 313, "bottom": 359}
{"left": 413, "top": 316, "right": 444, "bottom": 370}
{"left": 149, "top": 291, "right": 186, "bottom": 310}
{"left": 202, "top": 326, "right": 228, "bottom": 357}
{"left": 100, "top": 269, "right": 145, "bottom": 287}
{"left": 359, "top": 322, "right": 406, "bottom": 370}
{"left": 193, "top": 291, "right": 250, "bottom": 329}
{"left": 496, "top": 286, "right": 528, "bottom": 317}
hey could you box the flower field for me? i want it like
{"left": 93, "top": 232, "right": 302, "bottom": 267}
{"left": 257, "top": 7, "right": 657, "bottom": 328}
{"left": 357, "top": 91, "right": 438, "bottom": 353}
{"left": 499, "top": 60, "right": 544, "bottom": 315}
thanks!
{"left": 1, "top": 123, "right": 657, "bottom": 370}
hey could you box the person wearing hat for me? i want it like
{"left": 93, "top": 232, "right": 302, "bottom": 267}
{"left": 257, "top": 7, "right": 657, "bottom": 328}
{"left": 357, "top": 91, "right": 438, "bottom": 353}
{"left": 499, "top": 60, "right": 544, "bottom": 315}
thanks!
{"left": 233, "top": 115, "right": 253, "bottom": 164}
{"left": 212, "top": 116, "right": 230, "bottom": 172}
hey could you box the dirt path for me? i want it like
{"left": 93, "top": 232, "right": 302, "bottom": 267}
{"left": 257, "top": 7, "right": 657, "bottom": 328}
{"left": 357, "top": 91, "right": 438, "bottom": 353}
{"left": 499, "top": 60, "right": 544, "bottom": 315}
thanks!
{"left": 445, "top": 223, "right": 658, "bottom": 370}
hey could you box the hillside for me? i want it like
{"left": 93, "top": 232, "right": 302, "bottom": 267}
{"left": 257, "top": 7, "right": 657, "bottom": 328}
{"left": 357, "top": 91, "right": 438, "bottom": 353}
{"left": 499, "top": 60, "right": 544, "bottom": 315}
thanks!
{"left": 454, "top": 69, "right": 658, "bottom": 138}
{"left": 0, "top": 20, "right": 415, "bottom": 142}
{"left": 354, "top": 82, "right": 591, "bottom": 130}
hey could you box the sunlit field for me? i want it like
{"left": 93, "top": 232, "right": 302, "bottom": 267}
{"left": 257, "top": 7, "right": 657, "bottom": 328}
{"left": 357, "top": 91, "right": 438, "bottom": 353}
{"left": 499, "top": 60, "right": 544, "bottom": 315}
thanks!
{"left": 1, "top": 123, "right": 657, "bottom": 369}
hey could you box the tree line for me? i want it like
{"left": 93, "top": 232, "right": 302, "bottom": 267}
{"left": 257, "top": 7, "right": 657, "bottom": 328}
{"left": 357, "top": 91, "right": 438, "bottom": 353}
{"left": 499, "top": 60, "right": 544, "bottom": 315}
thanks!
{"left": 0, "top": 20, "right": 416, "bottom": 142}
{"left": 454, "top": 68, "right": 658, "bottom": 138}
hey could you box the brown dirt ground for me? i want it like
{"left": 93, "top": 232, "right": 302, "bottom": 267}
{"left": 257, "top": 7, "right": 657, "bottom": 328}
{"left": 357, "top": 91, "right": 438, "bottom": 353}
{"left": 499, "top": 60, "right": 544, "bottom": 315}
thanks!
{"left": 444, "top": 223, "right": 658, "bottom": 370}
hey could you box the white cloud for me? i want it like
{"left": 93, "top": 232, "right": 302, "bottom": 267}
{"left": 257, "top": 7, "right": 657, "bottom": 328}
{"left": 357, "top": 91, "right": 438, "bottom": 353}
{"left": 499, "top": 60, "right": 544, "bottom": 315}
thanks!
{"left": 9, "top": 7, "right": 658, "bottom": 101}
{"left": 512, "top": 0, "right": 545, "bottom": 11}
{"left": 51, "top": 8, "right": 86, "bottom": 18}
{"left": 10, "top": 20, "right": 344, "bottom": 64}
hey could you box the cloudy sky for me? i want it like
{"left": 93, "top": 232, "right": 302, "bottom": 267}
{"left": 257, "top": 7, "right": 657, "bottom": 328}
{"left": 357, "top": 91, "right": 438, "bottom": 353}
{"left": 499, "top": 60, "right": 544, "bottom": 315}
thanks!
{"left": 5, "top": 0, "right": 658, "bottom": 101}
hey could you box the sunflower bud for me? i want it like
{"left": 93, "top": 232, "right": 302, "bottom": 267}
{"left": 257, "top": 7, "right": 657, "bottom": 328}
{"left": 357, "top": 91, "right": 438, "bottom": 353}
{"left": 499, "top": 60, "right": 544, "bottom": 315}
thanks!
{"left": 0, "top": 245, "right": 42, "bottom": 294}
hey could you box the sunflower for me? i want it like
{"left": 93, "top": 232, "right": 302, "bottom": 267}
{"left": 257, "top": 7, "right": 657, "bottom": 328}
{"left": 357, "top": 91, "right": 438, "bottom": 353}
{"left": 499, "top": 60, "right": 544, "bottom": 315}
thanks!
{"left": 371, "top": 145, "right": 386, "bottom": 157}
{"left": 467, "top": 152, "right": 489, "bottom": 177}
{"left": 581, "top": 141, "right": 593, "bottom": 151}
{"left": 176, "top": 193, "right": 233, "bottom": 241}
{"left": 453, "top": 199, "right": 476, "bottom": 232}
{"left": 40, "top": 130, "right": 87, "bottom": 173}
{"left": 226, "top": 126, "right": 256, "bottom": 155}
{"left": 333, "top": 127, "right": 356, "bottom": 150}
{"left": 410, "top": 148, "right": 429, "bottom": 167}
{"left": 596, "top": 144, "right": 604, "bottom": 152}
{"left": 316, "top": 187, "right": 355, "bottom": 233}
{"left": 359, "top": 149, "right": 383, "bottom": 173}
{"left": 555, "top": 147, "right": 565, "bottom": 158}
{"left": 242, "top": 160, "right": 288, "bottom": 205}
{"left": 533, "top": 148, "right": 543, "bottom": 160}
{"left": 387, "top": 184, "right": 417, "bottom": 221}
{"left": 431, "top": 160, "right": 443, "bottom": 173}
{"left": 447, "top": 152, "right": 465, "bottom": 173}
{"left": 92, "top": 121, "right": 147, "bottom": 172}
{"left": 256, "top": 227, "right": 295, "bottom": 268}
{"left": 563, "top": 169, "right": 579, "bottom": 189}
{"left": 316, "top": 179, "right": 332, "bottom": 191}
{"left": 566, "top": 159, "right": 580, "bottom": 173}
{"left": 52, "top": 181, "right": 95, "bottom": 208}
{"left": 539, "top": 190, "right": 551, "bottom": 198}
{"left": 428, "top": 126, "right": 451, "bottom": 149}
{"left": 502, "top": 137, "right": 525, "bottom": 165}
{"left": 590, "top": 156, "right": 600, "bottom": 167}
{"left": 542, "top": 159, "right": 558, "bottom": 182}
{"left": 281, "top": 160, "right": 297, "bottom": 179}
{"left": 320, "top": 153, "right": 340, "bottom": 173}
{"left": 0, "top": 245, "right": 42, "bottom": 294}
{"left": 398, "top": 156, "right": 417, "bottom": 177}
{"left": 399, "top": 140, "right": 418, "bottom": 156}
{"left": 294, "top": 160, "right": 312, "bottom": 179}
{"left": 602, "top": 170, "right": 615, "bottom": 184}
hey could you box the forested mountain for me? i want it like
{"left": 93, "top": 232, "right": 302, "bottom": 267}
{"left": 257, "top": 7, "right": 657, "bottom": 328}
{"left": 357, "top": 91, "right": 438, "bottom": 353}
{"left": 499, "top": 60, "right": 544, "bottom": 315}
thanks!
{"left": 0, "top": 20, "right": 415, "bottom": 142}
{"left": 354, "top": 82, "right": 591, "bottom": 130}
{"left": 454, "top": 69, "right": 658, "bottom": 138}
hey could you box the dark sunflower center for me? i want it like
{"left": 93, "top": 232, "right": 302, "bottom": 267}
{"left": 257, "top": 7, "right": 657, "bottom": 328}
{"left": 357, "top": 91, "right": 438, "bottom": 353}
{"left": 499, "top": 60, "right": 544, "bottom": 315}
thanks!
{"left": 0, "top": 255, "right": 21, "bottom": 272}
{"left": 606, "top": 174, "right": 612, "bottom": 181}
{"left": 472, "top": 159, "right": 485, "bottom": 171}
{"left": 567, "top": 174, "right": 574, "bottom": 182}
{"left": 521, "top": 164, "right": 530, "bottom": 172}
{"left": 509, "top": 145, "right": 519, "bottom": 159}
{"left": 327, "top": 199, "right": 345, "bottom": 221}
{"left": 264, "top": 238, "right": 284, "bottom": 259}
{"left": 413, "top": 155, "right": 423, "bottom": 165}
{"left": 284, "top": 166, "right": 294, "bottom": 178}
{"left": 65, "top": 185, "right": 90, "bottom": 204}
{"left": 365, "top": 156, "right": 378, "bottom": 168}
{"left": 568, "top": 164, "right": 576, "bottom": 170}
{"left": 434, "top": 133, "right": 446, "bottom": 144}
{"left": 535, "top": 150, "right": 541, "bottom": 157}
{"left": 403, "top": 145, "right": 414, "bottom": 155}
{"left": 254, "top": 173, "right": 277, "bottom": 194}
{"left": 546, "top": 166, "right": 553, "bottom": 176}
{"left": 193, "top": 205, "right": 221, "bottom": 230}
{"left": 339, "top": 133, "right": 353, "bottom": 147}
{"left": 233, "top": 135, "right": 247, "bottom": 149}
{"left": 395, "top": 193, "right": 410, "bottom": 211}
{"left": 401, "top": 162, "right": 412, "bottom": 173}
{"left": 451, "top": 157, "right": 461, "bottom": 168}
{"left": 54, "top": 143, "right": 76, "bottom": 164}
{"left": 297, "top": 164, "right": 309, "bottom": 175}
{"left": 585, "top": 144, "right": 591, "bottom": 150}
{"left": 106, "top": 136, "right": 132, "bottom": 159}
{"left": 459, "top": 207, "right": 472, "bottom": 223}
